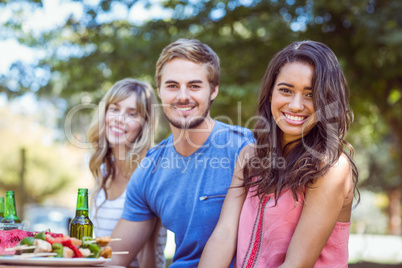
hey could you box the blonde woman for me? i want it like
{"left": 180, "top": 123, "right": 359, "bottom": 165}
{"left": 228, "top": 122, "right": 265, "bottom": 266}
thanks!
{"left": 88, "top": 78, "right": 166, "bottom": 268}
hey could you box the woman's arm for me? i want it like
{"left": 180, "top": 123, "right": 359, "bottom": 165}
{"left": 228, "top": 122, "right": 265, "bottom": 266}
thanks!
{"left": 198, "top": 145, "right": 252, "bottom": 268}
{"left": 279, "top": 154, "right": 354, "bottom": 268}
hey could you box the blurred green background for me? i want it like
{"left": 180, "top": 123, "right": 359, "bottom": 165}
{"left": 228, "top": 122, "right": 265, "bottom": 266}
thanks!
{"left": 0, "top": 0, "right": 401, "bottom": 265}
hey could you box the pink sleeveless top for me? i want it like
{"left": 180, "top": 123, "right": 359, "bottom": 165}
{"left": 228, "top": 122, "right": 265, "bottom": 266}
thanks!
{"left": 236, "top": 189, "right": 350, "bottom": 268}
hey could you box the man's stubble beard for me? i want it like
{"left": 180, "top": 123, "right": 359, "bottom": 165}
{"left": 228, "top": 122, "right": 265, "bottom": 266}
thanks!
{"left": 163, "top": 99, "right": 213, "bottom": 130}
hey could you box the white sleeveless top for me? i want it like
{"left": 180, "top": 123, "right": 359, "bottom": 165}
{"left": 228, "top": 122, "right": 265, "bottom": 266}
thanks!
{"left": 93, "top": 189, "right": 167, "bottom": 267}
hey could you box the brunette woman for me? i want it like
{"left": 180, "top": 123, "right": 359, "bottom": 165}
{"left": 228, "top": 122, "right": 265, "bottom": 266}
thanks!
{"left": 199, "top": 41, "right": 359, "bottom": 268}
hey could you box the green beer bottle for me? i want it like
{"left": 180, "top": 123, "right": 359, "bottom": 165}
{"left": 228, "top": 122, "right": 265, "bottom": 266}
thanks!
{"left": 0, "top": 196, "right": 4, "bottom": 222}
{"left": 69, "top": 188, "right": 93, "bottom": 239}
{"left": 1, "top": 191, "right": 21, "bottom": 223}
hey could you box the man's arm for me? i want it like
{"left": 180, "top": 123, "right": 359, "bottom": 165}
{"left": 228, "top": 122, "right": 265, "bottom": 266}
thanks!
{"left": 109, "top": 217, "right": 157, "bottom": 266}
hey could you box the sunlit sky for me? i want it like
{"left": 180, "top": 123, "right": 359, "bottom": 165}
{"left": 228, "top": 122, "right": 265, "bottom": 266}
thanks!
{"left": 0, "top": 0, "right": 172, "bottom": 74}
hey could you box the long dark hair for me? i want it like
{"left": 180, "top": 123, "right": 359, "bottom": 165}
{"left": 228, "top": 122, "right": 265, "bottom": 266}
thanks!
{"left": 244, "top": 41, "right": 359, "bottom": 204}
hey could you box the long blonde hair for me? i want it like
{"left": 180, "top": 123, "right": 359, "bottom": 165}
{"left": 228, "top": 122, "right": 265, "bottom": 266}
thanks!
{"left": 88, "top": 78, "right": 158, "bottom": 208}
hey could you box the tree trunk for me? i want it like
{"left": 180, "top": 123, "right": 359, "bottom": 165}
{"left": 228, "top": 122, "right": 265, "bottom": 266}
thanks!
{"left": 19, "top": 148, "right": 27, "bottom": 220}
{"left": 386, "top": 187, "right": 401, "bottom": 235}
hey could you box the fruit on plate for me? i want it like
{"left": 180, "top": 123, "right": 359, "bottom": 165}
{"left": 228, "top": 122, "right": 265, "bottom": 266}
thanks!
{"left": 1, "top": 231, "right": 118, "bottom": 259}
{"left": 0, "top": 230, "right": 62, "bottom": 255}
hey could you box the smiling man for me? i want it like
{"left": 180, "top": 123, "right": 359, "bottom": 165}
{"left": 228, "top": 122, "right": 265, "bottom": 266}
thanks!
{"left": 159, "top": 58, "right": 215, "bottom": 129}
{"left": 109, "top": 39, "right": 253, "bottom": 267}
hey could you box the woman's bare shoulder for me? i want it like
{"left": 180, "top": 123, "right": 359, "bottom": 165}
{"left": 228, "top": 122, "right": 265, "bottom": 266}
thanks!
{"left": 316, "top": 153, "right": 353, "bottom": 194}
{"left": 331, "top": 153, "right": 352, "bottom": 178}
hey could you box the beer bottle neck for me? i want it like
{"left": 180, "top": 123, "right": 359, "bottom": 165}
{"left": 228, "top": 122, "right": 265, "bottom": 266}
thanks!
{"left": 0, "top": 197, "right": 4, "bottom": 217}
{"left": 2, "top": 193, "right": 20, "bottom": 223}
{"left": 75, "top": 189, "right": 89, "bottom": 215}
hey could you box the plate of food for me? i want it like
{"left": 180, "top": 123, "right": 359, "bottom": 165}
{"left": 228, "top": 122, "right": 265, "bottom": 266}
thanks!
{"left": 0, "top": 230, "right": 125, "bottom": 266}
{"left": 0, "top": 256, "right": 111, "bottom": 266}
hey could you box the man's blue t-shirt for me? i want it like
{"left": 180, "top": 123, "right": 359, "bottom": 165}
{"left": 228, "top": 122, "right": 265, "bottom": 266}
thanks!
{"left": 122, "top": 121, "right": 253, "bottom": 267}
